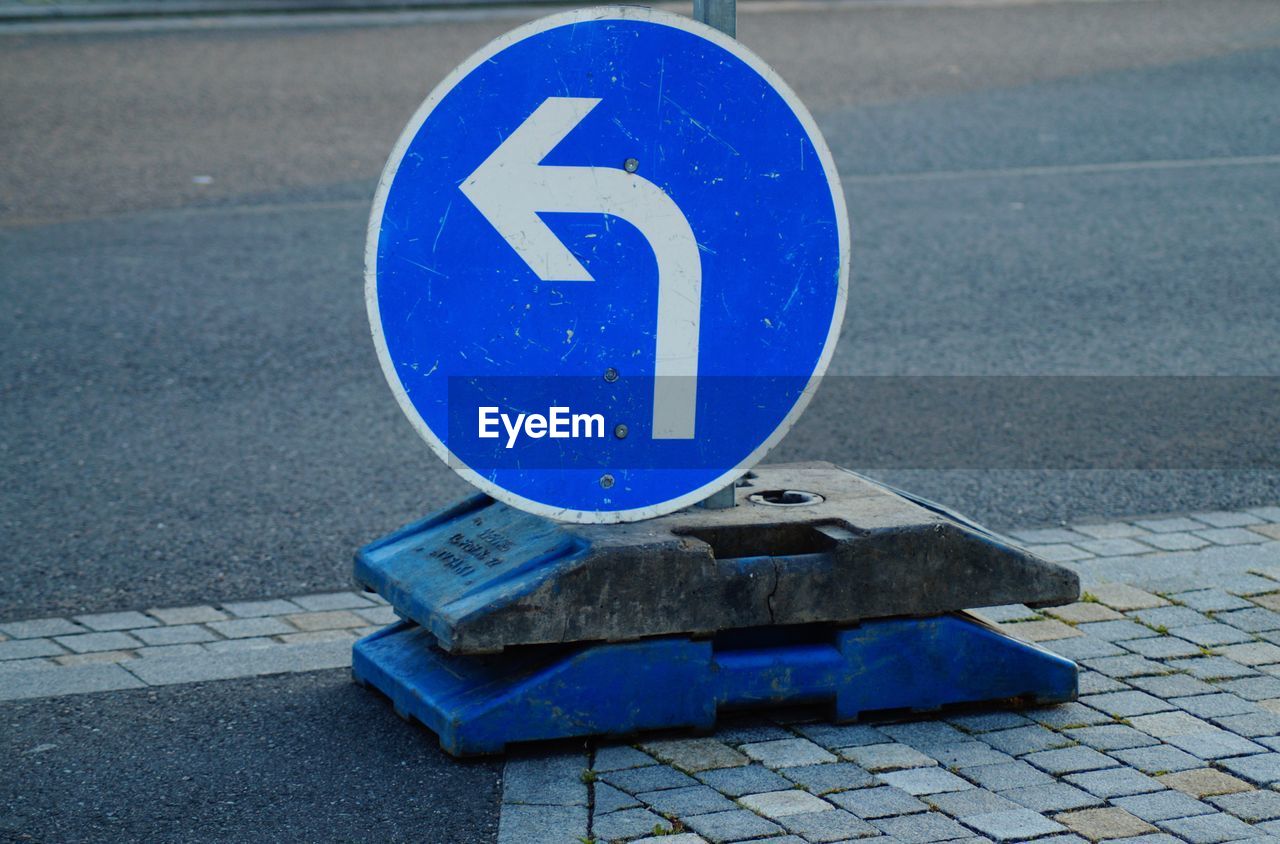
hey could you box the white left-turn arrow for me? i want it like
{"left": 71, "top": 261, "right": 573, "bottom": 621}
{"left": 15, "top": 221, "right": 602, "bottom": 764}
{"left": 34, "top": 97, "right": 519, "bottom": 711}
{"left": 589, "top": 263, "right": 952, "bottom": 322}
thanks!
{"left": 460, "top": 96, "right": 701, "bottom": 440}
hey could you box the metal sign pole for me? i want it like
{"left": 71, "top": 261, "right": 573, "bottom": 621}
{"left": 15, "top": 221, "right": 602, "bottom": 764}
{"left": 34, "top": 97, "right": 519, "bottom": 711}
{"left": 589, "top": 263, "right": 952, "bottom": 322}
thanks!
{"left": 696, "top": 0, "right": 737, "bottom": 509}
{"left": 694, "top": 0, "right": 736, "bottom": 37}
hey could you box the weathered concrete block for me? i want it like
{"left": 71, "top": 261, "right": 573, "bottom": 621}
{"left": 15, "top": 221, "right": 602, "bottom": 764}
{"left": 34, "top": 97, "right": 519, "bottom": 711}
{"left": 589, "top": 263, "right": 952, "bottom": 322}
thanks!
{"left": 355, "top": 463, "right": 1079, "bottom": 653}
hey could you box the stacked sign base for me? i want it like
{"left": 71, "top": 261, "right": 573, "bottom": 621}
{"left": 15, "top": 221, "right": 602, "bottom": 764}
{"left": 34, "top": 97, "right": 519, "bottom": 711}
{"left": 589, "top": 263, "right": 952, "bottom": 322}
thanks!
{"left": 351, "top": 463, "right": 1080, "bottom": 756}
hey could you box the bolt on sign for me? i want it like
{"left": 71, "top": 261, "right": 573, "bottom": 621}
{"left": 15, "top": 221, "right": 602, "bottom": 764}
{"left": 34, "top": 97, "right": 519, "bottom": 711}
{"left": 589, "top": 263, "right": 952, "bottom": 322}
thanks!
{"left": 367, "top": 6, "right": 848, "bottom": 523}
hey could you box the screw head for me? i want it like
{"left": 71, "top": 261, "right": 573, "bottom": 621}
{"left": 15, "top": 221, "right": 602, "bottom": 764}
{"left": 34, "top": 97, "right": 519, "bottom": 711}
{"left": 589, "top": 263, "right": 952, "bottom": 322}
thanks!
{"left": 603, "top": 367, "right": 619, "bottom": 383}
{"left": 613, "top": 423, "right": 629, "bottom": 439}
{"left": 623, "top": 158, "right": 639, "bottom": 173}
{"left": 600, "top": 473, "right": 616, "bottom": 489}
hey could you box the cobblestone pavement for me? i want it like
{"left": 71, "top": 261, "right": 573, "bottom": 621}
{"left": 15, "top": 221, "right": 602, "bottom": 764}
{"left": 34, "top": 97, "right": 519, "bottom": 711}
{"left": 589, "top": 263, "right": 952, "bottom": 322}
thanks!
{"left": 497, "top": 506, "right": 1280, "bottom": 844}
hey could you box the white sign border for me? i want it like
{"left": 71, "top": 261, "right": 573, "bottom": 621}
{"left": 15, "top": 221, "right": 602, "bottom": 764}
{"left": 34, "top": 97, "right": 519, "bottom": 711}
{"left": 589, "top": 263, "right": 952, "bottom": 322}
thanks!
{"left": 366, "top": 4, "right": 851, "bottom": 524}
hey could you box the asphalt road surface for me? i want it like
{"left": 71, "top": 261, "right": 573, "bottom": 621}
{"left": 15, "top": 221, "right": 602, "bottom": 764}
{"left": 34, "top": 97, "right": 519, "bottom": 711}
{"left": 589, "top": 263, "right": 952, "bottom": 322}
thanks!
{"left": 2, "top": 0, "right": 1279, "bottom": 840}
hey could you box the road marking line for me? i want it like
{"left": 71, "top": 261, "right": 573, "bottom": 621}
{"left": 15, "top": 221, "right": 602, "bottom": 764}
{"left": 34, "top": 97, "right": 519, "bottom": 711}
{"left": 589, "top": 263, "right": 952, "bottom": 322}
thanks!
{"left": 845, "top": 154, "right": 1280, "bottom": 185}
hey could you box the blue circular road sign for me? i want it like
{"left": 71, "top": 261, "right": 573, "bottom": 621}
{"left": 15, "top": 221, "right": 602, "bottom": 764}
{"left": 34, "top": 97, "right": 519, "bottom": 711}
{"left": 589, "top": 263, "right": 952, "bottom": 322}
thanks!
{"left": 368, "top": 6, "right": 848, "bottom": 522}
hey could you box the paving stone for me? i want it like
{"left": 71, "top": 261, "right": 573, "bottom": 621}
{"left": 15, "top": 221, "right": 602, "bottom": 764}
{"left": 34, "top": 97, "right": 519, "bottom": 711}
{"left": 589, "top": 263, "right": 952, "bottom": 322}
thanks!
{"left": 1130, "top": 711, "right": 1219, "bottom": 738}
{"left": 1005, "top": 620, "right": 1083, "bottom": 642}
{"left": 71, "top": 611, "right": 157, "bottom": 632}
{"left": 925, "top": 788, "right": 1020, "bottom": 818}
{"left": 135, "top": 644, "right": 208, "bottom": 659}
{"left": 280, "top": 629, "right": 357, "bottom": 645}
{"left": 1156, "top": 811, "right": 1260, "bottom": 843}
{"left": 284, "top": 611, "right": 366, "bottom": 632}
{"left": 1176, "top": 624, "right": 1256, "bottom": 647}
{"left": 1157, "top": 770, "right": 1254, "bottom": 798}
{"left": 871, "top": 811, "right": 972, "bottom": 844}
{"left": 1216, "top": 642, "right": 1280, "bottom": 666}
{"left": 830, "top": 786, "right": 929, "bottom": 819}
{"left": 1048, "top": 604, "right": 1126, "bottom": 624}
{"left": 1028, "top": 703, "right": 1114, "bottom": 729}
{"left": 782, "top": 762, "right": 877, "bottom": 794}
{"left": 1219, "top": 677, "right": 1280, "bottom": 701}
{"left": 1112, "top": 790, "right": 1216, "bottom": 822}
{"left": 926, "top": 742, "right": 1013, "bottom": 769}
{"left": 1132, "top": 606, "right": 1212, "bottom": 629}
{"left": 963, "top": 761, "right": 1054, "bottom": 791}
{"left": 683, "top": 808, "right": 782, "bottom": 843}
{"left": 695, "top": 764, "right": 791, "bottom": 797}
{"left": 1088, "top": 585, "right": 1169, "bottom": 612}
{"left": 963, "top": 808, "right": 1064, "bottom": 842}
{"left": 1083, "top": 655, "right": 1170, "bottom": 679}
{"left": 496, "top": 804, "right": 586, "bottom": 844}
{"left": 1217, "top": 609, "right": 1280, "bottom": 634}
{"left": 1123, "top": 636, "right": 1208, "bottom": 659}
{"left": 1136, "top": 518, "right": 1212, "bottom": 534}
{"left": 1195, "top": 528, "right": 1269, "bottom": 547}
{"left": 796, "top": 723, "right": 889, "bottom": 749}
{"left": 714, "top": 720, "right": 795, "bottom": 744}
{"left": 979, "top": 726, "right": 1072, "bottom": 756}
{"left": 1167, "top": 658, "right": 1259, "bottom": 681}
{"left": 878, "top": 768, "right": 972, "bottom": 795}
{"left": 1073, "top": 523, "right": 1148, "bottom": 540}
{"left": 145, "top": 605, "right": 228, "bottom": 625}
{"left": 781, "top": 809, "right": 878, "bottom": 842}
{"left": 1023, "top": 747, "right": 1118, "bottom": 775}
{"left": 1055, "top": 807, "right": 1157, "bottom": 841}
{"left": 1048, "top": 637, "right": 1128, "bottom": 661}
{"left": 603, "top": 764, "right": 696, "bottom": 794}
{"left": 1174, "top": 592, "right": 1255, "bottom": 613}
{"left": 1174, "top": 694, "right": 1260, "bottom": 719}
{"left": 1165, "top": 730, "right": 1266, "bottom": 761}
{"left": 503, "top": 753, "right": 588, "bottom": 806}
{"left": 594, "top": 806, "right": 670, "bottom": 840}
{"left": 639, "top": 737, "right": 748, "bottom": 773}
{"left": 879, "top": 723, "right": 970, "bottom": 749}
{"left": 0, "top": 617, "right": 85, "bottom": 639}
{"left": 1103, "top": 835, "right": 1183, "bottom": 844}
{"left": 0, "top": 662, "right": 146, "bottom": 701}
{"left": 1076, "top": 621, "right": 1160, "bottom": 642}
{"left": 948, "top": 713, "right": 1034, "bottom": 733}
{"left": 1207, "top": 790, "right": 1280, "bottom": 823}
{"left": 1193, "top": 512, "right": 1265, "bottom": 529}
{"left": 999, "top": 783, "right": 1102, "bottom": 813}
{"left": 1110, "top": 745, "right": 1207, "bottom": 775}
{"left": 220, "top": 598, "right": 304, "bottom": 618}
{"left": 1258, "top": 820, "right": 1280, "bottom": 837}
{"left": 1213, "top": 711, "right": 1280, "bottom": 737}
{"left": 354, "top": 605, "right": 399, "bottom": 626}
{"left": 1079, "top": 539, "right": 1152, "bottom": 558}
{"left": 1217, "top": 753, "right": 1280, "bottom": 786}
{"left": 594, "top": 744, "right": 657, "bottom": 773}
{"left": 1261, "top": 699, "right": 1280, "bottom": 715}
{"left": 1036, "top": 545, "right": 1097, "bottom": 563}
{"left": 1257, "top": 594, "right": 1280, "bottom": 613}
{"left": 637, "top": 785, "right": 735, "bottom": 817}
{"left": 1063, "top": 726, "right": 1159, "bottom": 753}
{"left": 122, "top": 640, "right": 350, "bottom": 685}
{"left": 53, "top": 631, "right": 142, "bottom": 653}
{"left": 1083, "top": 691, "right": 1174, "bottom": 718}
{"left": 204, "top": 637, "right": 276, "bottom": 653}
{"left": 1221, "top": 574, "right": 1280, "bottom": 597}
{"left": 1012, "top": 529, "right": 1091, "bottom": 545}
{"left": 1130, "top": 674, "right": 1219, "bottom": 698}
{"left": 55, "top": 650, "right": 133, "bottom": 666}
{"left": 0, "top": 638, "right": 67, "bottom": 661}
{"left": 1029, "top": 836, "right": 1089, "bottom": 844}
{"left": 1141, "top": 533, "right": 1213, "bottom": 552}
{"left": 978, "top": 605, "right": 1043, "bottom": 623}
{"left": 631, "top": 834, "right": 708, "bottom": 844}
{"left": 207, "top": 617, "right": 295, "bottom": 639}
{"left": 742, "top": 738, "right": 837, "bottom": 768}
{"left": 132, "top": 624, "right": 218, "bottom": 646}
{"left": 739, "top": 789, "right": 833, "bottom": 818}
{"left": 1079, "top": 672, "right": 1132, "bottom": 694}
{"left": 289, "top": 592, "right": 375, "bottom": 612}
{"left": 594, "top": 782, "right": 641, "bottom": 814}
{"left": 842, "top": 743, "right": 937, "bottom": 772}
{"left": 1065, "top": 768, "right": 1164, "bottom": 798}
{"left": 1245, "top": 508, "right": 1280, "bottom": 523}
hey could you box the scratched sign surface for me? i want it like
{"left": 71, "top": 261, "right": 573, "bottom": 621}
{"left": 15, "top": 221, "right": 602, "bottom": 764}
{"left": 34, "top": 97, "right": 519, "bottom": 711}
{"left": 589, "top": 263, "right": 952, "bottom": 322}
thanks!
{"left": 368, "top": 6, "right": 848, "bottom": 523}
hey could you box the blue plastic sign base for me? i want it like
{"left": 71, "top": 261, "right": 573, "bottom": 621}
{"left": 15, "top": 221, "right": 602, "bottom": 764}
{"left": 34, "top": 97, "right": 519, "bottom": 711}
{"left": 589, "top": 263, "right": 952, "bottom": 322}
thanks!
{"left": 367, "top": 6, "right": 849, "bottom": 523}
{"left": 352, "top": 615, "right": 1077, "bottom": 756}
